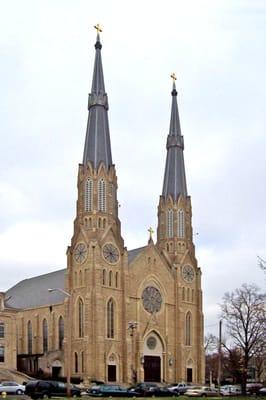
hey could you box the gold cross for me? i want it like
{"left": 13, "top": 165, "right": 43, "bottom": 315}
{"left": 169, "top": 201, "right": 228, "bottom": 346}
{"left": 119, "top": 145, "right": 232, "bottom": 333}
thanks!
{"left": 148, "top": 227, "right": 154, "bottom": 239}
{"left": 94, "top": 23, "right": 102, "bottom": 33}
{"left": 170, "top": 73, "right": 177, "bottom": 81}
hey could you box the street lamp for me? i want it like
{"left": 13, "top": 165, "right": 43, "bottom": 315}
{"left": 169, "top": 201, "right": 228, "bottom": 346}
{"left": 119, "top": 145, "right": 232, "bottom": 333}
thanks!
{"left": 128, "top": 321, "right": 138, "bottom": 384}
{"left": 48, "top": 288, "right": 72, "bottom": 398}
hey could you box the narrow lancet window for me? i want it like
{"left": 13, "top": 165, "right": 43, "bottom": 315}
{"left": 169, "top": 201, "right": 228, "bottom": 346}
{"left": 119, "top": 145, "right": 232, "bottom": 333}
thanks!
{"left": 43, "top": 319, "right": 48, "bottom": 353}
{"left": 27, "top": 321, "right": 32, "bottom": 354}
{"left": 107, "top": 298, "right": 114, "bottom": 338}
{"left": 58, "top": 316, "right": 64, "bottom": 350}
{"left": 0, "top": 345, "right": 4, "bottom": 362}
{"left": 98, "top": 178, "right": 106, "bottom": 212}
{"left": 78, "top": 298, "right": 84, "bottom": 338}
{"left": 185, "top": 312, "right": 192, "bottom": 346}
{"left": 177, "top": 209, "right": 185, "bottom": 238}
{"left": 74, "top": 352, "right": 78, "bottom": 373}
{"left": 0, "top": 322, "right": 4, "bottom": 338}
{"left": 85, "top": 178, "right": 93, "bottom": 212}
{"left": 167, "top": 209, "right": 173, "bottom": 238}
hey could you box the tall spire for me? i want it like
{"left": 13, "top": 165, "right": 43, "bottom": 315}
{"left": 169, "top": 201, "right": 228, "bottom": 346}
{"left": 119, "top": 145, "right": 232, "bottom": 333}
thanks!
{"left": 83, "top": 28, "right": 113, "bottom": 169}
{"left": 162, "top": 77, "right": 187, "bottom": 200}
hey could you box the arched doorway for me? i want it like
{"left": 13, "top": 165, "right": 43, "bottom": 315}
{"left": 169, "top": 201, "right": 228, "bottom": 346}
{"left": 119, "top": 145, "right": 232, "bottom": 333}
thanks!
{"left": 52, "top": 359, "right": 62, "bottom": 378}
{"left": 107, "top": 353, "right": 117, "bottom": 382}
{"left": 143, "top": 332, "right": 163, "bottom": 382}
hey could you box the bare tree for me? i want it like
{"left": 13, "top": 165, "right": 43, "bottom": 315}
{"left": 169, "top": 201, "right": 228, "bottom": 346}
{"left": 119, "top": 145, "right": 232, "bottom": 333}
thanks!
{"left": 257, "top": 255, "right": 266, "bottom": 273}
{"left": 220, "top": 284, "right": 266, "bottom": 394}
{"left": 204, "top": 333, "right": 218, "bottom": 353}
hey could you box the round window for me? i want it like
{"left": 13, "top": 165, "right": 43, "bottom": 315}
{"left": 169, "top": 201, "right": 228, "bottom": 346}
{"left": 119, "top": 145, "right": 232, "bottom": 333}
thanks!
{"left": 147, "top": 336, "right": 157, "bottom": 350}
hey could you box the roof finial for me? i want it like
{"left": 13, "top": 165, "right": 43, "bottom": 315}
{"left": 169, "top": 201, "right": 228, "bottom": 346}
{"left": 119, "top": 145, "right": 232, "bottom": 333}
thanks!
{"left": 170, "top": 72, "right": 177, "bottom": 82}
{"left": 148, "top": 227, "right": 154, "bottom": 244}
{"left": 94, "top": 23, "right": 102, "bottom": 33}
{"left": 94, "top": 24, "right": 103, "bottom": 49}
{"left": 170, "top": 72, "right": 177, "bottom": 96}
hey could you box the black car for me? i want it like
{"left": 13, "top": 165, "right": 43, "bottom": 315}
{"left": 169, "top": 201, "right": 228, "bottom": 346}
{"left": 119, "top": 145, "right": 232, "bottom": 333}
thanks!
{"left": 129, "top": 382, "right": 174, "bottom": 397}
{"left": 88, "top": 384, "right": 139, "bottom": 397}
{"left": 25, "top": 380, "right": 81, "bottom": 399}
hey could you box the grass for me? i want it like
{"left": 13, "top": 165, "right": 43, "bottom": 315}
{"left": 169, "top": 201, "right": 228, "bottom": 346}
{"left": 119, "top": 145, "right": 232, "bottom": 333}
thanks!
{"left": 6, "top": 396, "right": 261, "bottom": 400}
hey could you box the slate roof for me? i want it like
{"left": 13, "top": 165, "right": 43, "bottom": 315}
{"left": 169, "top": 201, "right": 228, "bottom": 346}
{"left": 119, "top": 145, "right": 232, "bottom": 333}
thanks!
{"left": 4, "top": 246, "right": 146, "bottom": 310}
{"left": 83, "top": 32, "right": 113, "bottom": 169}
{"left": 128, "top": 246, "right": 146, "bottom": 264}
{"left": 162, "top": 81, "right": 188, "bottom": 200}
{"left": 5, "top": 269, "right": 66, "bottom": 310}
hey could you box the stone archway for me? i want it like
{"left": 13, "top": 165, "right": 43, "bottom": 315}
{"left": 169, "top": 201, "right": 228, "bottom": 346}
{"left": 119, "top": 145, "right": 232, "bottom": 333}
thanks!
{"left": 142, "top": 332, "right": 164, "bottom": 382}
{"left": 51, "top": 359, "right": 62, "bottom": 378}
{"left": 107, "top": 353, "right": 118, "bottom": 382}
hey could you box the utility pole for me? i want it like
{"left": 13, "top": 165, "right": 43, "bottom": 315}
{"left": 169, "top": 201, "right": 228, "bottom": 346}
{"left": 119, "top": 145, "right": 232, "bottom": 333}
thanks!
{"left": 217, "top": 319, "right": 222, "bottom": 392}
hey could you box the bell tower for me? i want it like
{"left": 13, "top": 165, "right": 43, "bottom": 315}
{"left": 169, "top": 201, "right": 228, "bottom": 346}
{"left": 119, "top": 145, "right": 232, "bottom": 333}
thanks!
{"left": 157, "top": 76, "right": 195, "bottom": 262}
{"left": 71, "top": 28, "right": 123, "bottom": 248}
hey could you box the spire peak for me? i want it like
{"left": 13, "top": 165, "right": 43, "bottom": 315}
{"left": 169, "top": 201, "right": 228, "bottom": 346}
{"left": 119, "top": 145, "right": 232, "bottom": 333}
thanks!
{"left": 170, "top": 73, "right": 177, "bottom": 96}
{"left": 82, "top": 28, "right": 113, "bottom": 169}
{"left": 161, "top": 79, "right": 187, "bottom": 200}
{"left": 94, "top": 24, "right": 103, "bottom": 49}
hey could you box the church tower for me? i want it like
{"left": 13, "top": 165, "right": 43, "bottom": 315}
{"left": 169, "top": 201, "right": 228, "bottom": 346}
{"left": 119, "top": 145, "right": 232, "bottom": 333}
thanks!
{"left": 66, "top": 28, "right": 126, "bottom": 384}
{"left": 157, "top": 77, "right": 194, "bottom": 263}
{"left": 156, "top": 77, "right": 204, "bottom": 383}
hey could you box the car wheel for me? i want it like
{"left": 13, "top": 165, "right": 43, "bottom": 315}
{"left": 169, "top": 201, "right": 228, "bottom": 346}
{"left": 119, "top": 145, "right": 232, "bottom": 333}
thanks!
{"left": 42, "top": 393, "right": 50, "bottom": 399}
{"left": 16, "top": 389, "right": 23, "bottom": 395}
{"left": 201, "top": 395, "right": 207, "bottom": 397}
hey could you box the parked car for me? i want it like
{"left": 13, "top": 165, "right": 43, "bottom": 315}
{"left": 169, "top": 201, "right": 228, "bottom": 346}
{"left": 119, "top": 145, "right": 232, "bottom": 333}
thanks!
{"left": 25, "top": 380, "right": 81, "bottom": 399}
{"left": 0, "top": 381, "right": 25, "bottom": 395}
{"left": 168, "top": 383, "right": 190, "bottom": 394}
{"left": 220, "top": 385, "right": 241, "bottom": 396}
{"left": 185, "top": 386, "right": 218, "bottom": 397}
{"left": 87, "top": 384, "right": 139, "bottom": 397}
{"left": 129, "top": 382, "right": 173, "bottom": 397}
{"left": 247, "top": 383, "right": 263, "bottom": 395}
{"left": 258, "top": 387, "right": 266, "bottom": 396}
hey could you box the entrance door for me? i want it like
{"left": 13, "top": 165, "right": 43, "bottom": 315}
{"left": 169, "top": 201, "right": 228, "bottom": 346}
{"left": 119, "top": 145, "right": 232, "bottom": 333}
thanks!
{"left": 144, "top": 356, "right": 161, "bottom": 382}
{"left": 52, "top": 366, "right": 61, "bottom": 378}
{"left": 108, "top": 365, "right": 116, "bottom": 382}
{"left": 187, "top": 368, "right": 193, "bottom": 383}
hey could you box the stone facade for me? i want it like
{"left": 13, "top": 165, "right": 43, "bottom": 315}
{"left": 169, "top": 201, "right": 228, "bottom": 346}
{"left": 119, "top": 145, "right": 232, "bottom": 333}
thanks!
{"left": 1, "top": 33, "right": 205, "bottom": 385}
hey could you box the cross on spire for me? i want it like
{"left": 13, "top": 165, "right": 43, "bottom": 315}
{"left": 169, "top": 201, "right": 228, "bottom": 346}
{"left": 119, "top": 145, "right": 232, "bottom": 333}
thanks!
{"left": 171, "top": 73, "right": 177, "bottom": 82}
{"left": 148, "top": 227, "right": 154, "bottom": 240}
{"left": 94, "top": 23, "right": 102, "bottom": 33}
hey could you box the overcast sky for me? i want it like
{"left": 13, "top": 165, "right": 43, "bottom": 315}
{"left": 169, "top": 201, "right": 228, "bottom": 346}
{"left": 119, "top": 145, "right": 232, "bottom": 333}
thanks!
{"left": 0, "top": 0, "right": 265, "bottom": 336}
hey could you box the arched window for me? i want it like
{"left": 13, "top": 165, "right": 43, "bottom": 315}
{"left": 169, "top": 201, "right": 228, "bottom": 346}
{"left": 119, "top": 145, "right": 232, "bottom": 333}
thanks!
{"left": 98, "top": 178, "right": 106, "bottom": 212}
{"left": 182, "top": 287, "right": 185, "bottom": 301}
{"left": 78, "top": 298, "right": 84, "bottom": 338}
{"left": 177, "top": 209, "right": 185, "bottom": 238}
{"left": 79, "top": 270, "right": 83, "bottom": 286}
{"left": 27, "top": 321, "right": 32, "bottom": 354}
{"left": 167, "top": 209, "right": 173, "bottom": 238}
{"left": 58, "top": 316, "right": 64, "bottom": 350}
{"left": 42, "top": 319, "right": 48, "bottom": 353}
{"left": 192, "top": 289, "right": 194, "bottom": 303}
{"left": 185, "top": 312, "right": 192, "bottom": 346}
{"left": 0, "top": 345, "right": 5, "bottom": 362}
{"left": 187, "top": 288, "right": 190, "bottom": 302}
{"left": 102, "top": 269, "right": 106, "bottom": 285}
{"left": 115, "top": 272, "right": 119, "bottom": 288}
{"left": 0, "top": 322, "right": 4, "bottom": 338}
{"left": 107, "top": 298, "right": 114, "bottom": 338}
{"left": 85, "top": 178, "right": 93, "bottom": 212}
{"left": 81, "top": 351, "right": 85, "bottom": 373}
{"left": 74, "top": 352, "right": 78, "bottom": 373}
{"left": 109, "top": 271, "right": 112, "bottom": 287}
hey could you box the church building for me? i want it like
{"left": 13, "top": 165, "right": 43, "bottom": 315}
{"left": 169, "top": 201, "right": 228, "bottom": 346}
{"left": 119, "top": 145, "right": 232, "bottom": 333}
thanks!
{"left": 0, "top": 30, "right": 204, "bottom": 385}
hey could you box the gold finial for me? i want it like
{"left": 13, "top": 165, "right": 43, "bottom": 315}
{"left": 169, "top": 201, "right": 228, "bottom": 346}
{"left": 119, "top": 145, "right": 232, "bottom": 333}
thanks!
{"left": 94, "top": 23, "right": 102, "bottom": 33}
{"left": 148, "top": 227, "right": 154, "bottom": 240}
{"left": 170, "top": 73, "right": 177, "bottom": 82}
